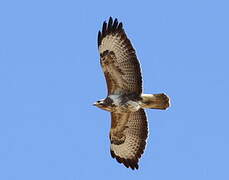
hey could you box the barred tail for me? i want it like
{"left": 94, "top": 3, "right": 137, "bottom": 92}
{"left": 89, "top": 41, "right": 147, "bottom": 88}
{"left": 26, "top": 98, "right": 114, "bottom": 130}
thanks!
{"left": 140, "top": 93, "right": 170, "bottom": 110}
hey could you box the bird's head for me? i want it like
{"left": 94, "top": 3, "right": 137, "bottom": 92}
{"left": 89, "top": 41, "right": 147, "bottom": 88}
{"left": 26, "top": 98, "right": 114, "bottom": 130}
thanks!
{"left": 93, "top": 99, "right": 112, "bottom": 111}
{"left": 93, "top": 99, "right": 106, "bottom": 108}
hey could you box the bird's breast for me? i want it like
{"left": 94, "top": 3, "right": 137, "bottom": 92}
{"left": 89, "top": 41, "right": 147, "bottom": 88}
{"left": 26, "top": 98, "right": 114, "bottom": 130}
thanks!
{"left": 108, "top": 94, "right": 122, "bottom": 106}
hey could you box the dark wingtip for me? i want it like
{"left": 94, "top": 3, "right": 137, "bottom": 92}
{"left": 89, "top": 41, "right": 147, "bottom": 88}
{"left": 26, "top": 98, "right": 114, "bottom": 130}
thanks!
{"left": 117, "top": 22, "right": 123, "bottom": 31}
{"left": 126, "top": 159, "right": 138, "bottom": 170}
{"left": 110, "top": 150, "right": 139, "bottom": 170}
{"left": 107, "top": 17, "right": 113, "bottom": 33}
{"left": 102, "top": 21, "right": 107, "bottom": 36}
{"left": 110, "top": 149, "right": 115, "bottom": 158}
{"left": 98, "top": 17, "right": 124, "bottom": 47}
{"left": 109, "top": 17, "right": 113, "bottom": 24}
{"left": 97, "top": 31, "right": 101, "bottom": 47}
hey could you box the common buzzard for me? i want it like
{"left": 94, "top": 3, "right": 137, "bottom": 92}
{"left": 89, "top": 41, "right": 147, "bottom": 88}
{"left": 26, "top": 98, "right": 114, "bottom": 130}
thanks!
{"left": 94, "top": 17, "right": 170, "bottom": 170}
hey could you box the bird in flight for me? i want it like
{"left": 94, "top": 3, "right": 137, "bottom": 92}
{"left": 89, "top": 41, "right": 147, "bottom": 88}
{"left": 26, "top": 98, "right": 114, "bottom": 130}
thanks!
{"left": 94, "top": 17, "right": 170, "bottom": 170}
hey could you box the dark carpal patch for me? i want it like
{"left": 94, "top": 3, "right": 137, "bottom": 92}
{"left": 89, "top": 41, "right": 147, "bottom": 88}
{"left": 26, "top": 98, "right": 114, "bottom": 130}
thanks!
{"left": 111, "top": 138, "right": 125, "bottom": 145}
{"left": 100, "top": 50, "right": 116, "bottom": 66}
{"left": 100, "top": 50, "right": 110, "bottom": 57}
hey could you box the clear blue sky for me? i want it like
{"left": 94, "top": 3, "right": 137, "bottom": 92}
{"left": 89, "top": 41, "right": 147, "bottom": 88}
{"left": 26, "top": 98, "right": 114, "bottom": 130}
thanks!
{"left": 0, "top": 0, "right": 228, "bottom": 179}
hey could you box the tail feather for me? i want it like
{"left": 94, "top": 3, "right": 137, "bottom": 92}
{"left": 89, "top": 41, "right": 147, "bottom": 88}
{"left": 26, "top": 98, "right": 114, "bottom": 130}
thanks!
{"left": 140, "top": 93, "right": 170, "bottom": 110}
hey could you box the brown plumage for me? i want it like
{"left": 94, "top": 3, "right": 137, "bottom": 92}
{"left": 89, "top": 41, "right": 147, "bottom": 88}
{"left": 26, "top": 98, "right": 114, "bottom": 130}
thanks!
{"left": 95, "top": 17, "right": 170, "bottom": 170}
{"left": 98, "top": 17, "right": 142, "bottom": 95}
{"left": 110, "top": 109, "right": 148, "bottom": 170}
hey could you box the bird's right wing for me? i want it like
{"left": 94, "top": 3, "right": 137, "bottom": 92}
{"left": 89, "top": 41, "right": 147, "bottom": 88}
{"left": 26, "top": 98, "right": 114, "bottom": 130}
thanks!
{"left": 110, "top": 109, "right": 148, "bottom": 170}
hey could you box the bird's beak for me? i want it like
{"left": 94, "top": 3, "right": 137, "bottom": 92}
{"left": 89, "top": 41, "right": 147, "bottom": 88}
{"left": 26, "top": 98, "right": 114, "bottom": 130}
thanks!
{"left": 93, "top": 102, "right": 97, "bottom": 106}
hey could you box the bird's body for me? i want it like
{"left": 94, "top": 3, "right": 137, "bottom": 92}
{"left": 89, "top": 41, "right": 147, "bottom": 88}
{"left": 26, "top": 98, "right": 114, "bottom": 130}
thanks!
{"left": 94, "top": 17, "right": 170, "bottom": 170}
{"left": 96, "top": 93, "right": 169, "bottom": 113}
{"left": 95, "top": 94, "right": 140, "bottom": 113}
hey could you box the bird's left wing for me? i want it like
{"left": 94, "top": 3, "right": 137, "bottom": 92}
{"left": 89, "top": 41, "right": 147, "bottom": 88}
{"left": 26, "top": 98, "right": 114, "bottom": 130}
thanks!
{"left": 98, "top": 17, "right": 143, "bottom": 95}
{"left": 110, "top": 109, "right": 148, "bottom": 170}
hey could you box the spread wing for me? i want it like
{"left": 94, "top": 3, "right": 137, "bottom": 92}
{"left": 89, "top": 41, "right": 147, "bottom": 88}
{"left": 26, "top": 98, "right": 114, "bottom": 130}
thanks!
{"left": 110, "top": 109, "right": 148, "bottom": 170}
{"left": 98, "top": 17, "right": 143, "bottom": 95}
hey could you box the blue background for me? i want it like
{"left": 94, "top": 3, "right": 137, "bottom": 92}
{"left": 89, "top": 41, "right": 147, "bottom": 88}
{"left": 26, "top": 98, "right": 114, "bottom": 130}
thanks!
{"left": 0, "top": 0, "right": 228, "bottom": 179}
